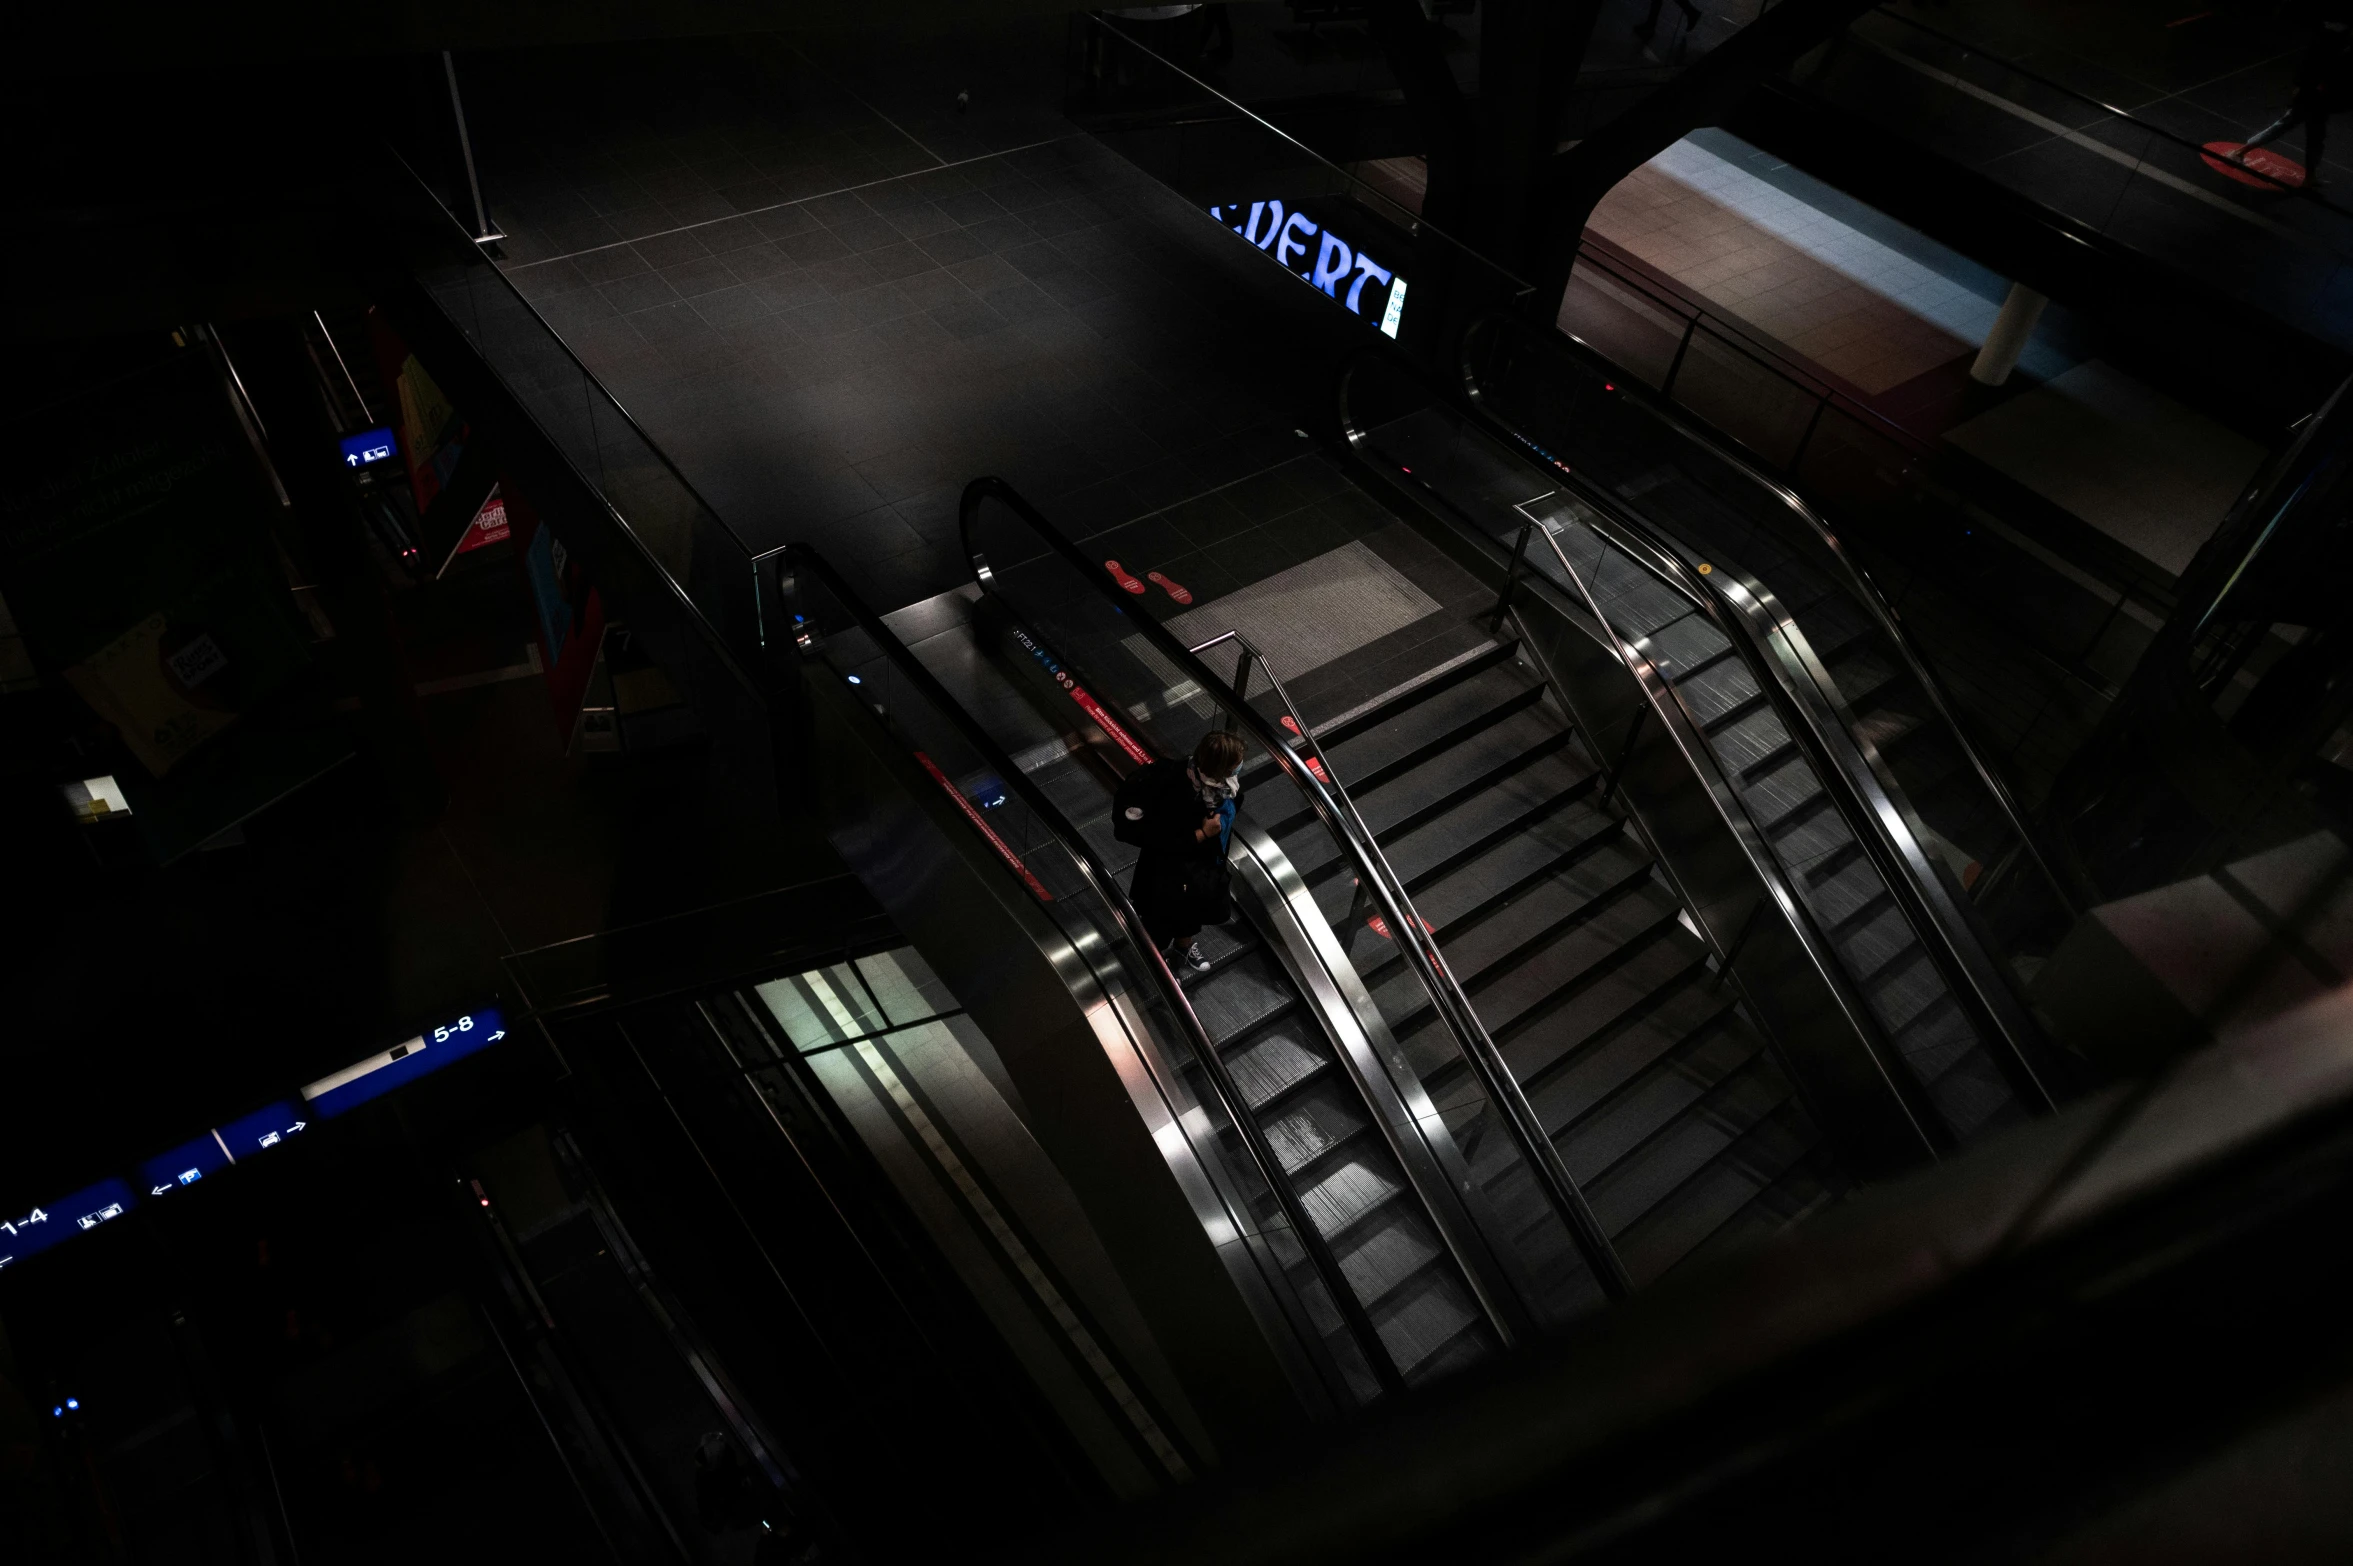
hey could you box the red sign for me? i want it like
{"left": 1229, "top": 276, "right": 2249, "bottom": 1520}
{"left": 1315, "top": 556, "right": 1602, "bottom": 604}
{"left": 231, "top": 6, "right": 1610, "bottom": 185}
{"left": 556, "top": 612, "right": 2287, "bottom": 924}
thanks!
{"left": 456, "top": 490, "right": 511, "bottom": 556}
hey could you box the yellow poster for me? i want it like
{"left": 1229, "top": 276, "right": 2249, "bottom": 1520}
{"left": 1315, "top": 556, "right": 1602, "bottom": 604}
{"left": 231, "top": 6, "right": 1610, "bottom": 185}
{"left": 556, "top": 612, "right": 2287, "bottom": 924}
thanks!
{"left": 63, "top": 612, "right": 242, "bottom": 776}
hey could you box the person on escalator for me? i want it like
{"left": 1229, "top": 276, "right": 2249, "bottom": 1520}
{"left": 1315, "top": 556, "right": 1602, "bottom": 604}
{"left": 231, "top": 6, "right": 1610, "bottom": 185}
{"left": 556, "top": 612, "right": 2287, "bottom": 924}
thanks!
{"left": 1113, "top": 730, "right": 1248, "bottom": 975}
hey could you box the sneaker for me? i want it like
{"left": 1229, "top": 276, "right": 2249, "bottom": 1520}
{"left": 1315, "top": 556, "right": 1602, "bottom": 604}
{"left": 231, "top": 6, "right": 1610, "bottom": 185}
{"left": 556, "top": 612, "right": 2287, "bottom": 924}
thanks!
{"left": 1170, "top": 940, "right": 1212, "bottom": 974}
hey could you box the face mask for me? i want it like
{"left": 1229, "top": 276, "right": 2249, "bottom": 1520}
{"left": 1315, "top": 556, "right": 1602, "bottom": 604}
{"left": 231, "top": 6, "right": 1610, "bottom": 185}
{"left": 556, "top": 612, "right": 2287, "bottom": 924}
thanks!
{"left": 1192, "top": 764, "right": 1240, "bottom": 801}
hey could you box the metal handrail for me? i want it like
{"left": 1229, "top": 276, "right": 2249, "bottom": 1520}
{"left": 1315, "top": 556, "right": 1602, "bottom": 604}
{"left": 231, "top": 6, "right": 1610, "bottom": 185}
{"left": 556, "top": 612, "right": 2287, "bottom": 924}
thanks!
{"left": 959, "top": 476, "right": 1634, "bottom": 1300}
{"left": 772, "top": 541, "right": 1412, "bottom": 1399}
{"left": 1460, "top": 311, "right": 2080, "bottom": 923}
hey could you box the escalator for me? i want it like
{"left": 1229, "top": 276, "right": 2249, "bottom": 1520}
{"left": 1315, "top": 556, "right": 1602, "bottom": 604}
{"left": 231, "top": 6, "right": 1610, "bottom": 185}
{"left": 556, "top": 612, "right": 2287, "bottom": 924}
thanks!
{"left": 1343, "top": 333, "right": 2081, "bottom": 1143}
{"left": 948, "top": 594, "right": 1509, "bottom": 1385}
{"left": 956, "top": 477, "right": 1863, "bottom": 1297}
{"left": 1348, "top": 415, "right": 2028, "bottom": 1144}
{"left": 772, "top": 544, "right": 1577, "bottom": 1419}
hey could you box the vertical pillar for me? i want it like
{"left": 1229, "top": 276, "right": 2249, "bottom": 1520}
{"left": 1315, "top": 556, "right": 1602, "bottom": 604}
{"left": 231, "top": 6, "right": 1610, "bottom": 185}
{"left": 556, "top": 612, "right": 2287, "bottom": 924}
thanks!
{"left": 1971, "top": 281, "right": 2049, "bottom": 387}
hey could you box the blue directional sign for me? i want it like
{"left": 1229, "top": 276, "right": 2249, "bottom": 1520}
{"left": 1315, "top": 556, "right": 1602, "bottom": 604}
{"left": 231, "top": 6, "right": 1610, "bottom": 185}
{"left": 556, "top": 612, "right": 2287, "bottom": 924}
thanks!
{"left": 0, "top": 1179, "right": 136, "bottom": 1273}
{"left": 339, "top": 426, "right": 397, "bottom": 469}
{"left": 216, "top": 1103, "right": 310, "bottom": 1160}
{"left": 303, "top": 1008, "right": 507, "bottom": 1118}
{"left": 136, "top": 1133, "right": 235, "bottom": 1198}
{"left": 2, "top": 1001, "right": 509, "bottom": 1281}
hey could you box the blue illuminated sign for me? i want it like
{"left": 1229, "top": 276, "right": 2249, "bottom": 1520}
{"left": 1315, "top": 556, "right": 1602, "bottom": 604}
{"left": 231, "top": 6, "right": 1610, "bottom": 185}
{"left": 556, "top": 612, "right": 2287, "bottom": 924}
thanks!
{"left": 136, "top": 1133, "right": 235, "bottom": 1198}
{"left": 0, "top": 1179, "right": 136, "bottom": 1272}
{"left": 303, "top": 1008, "right": 507, "bottom": 1118}
{"left": 218, "top": 1103, "right": 310, "bottom": 1159}
{"left": 340, "top": 426, "right": 397, "bottom": 469}
{"left": 1208, "top": 200, "right": 1407, "bottom": 338}
{"left": 1, "top": 1003, "right": 508, "bottom": 1280}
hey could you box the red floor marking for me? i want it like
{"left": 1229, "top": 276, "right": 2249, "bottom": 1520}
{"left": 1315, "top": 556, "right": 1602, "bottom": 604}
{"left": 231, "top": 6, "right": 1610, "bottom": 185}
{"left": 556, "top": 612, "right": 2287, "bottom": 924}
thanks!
{"left": 1364, "top": 913, "right": 1436, "bottom": 941}
{"left": 2201, "top": 141, "right": 2307, "bottom": 190}
{"left": 1145, "top": 569, "right": 1193, "bottom": 605}
{"left": 1280, "top": 715, "right": 1300, "bottom": 734}
{"left": 1104, "top": 559, "right": 1146, "bottom": 594}
{"left": 1304, "top": 755, "right": 1330, "bottom": 783}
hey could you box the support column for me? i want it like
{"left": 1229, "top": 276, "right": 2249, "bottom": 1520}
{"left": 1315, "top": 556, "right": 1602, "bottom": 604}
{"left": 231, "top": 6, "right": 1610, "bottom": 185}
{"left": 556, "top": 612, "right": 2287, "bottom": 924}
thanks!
{"left": 1971, "top": 281, "right": 2049, "bottom": 386}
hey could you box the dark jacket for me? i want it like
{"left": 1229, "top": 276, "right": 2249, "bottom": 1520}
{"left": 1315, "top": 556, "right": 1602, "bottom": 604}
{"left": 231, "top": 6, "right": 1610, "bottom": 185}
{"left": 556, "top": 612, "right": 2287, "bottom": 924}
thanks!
{"left": 1114, "top": 758, "right": 1241, "bottom": 942}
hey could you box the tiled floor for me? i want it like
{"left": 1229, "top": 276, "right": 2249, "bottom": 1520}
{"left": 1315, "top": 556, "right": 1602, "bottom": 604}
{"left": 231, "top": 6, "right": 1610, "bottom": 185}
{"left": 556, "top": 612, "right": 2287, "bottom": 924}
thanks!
{"left": 1588, "top": 137, "right": 2002, "bottom": 394}
{"left": 442, "top": 25, "right": 1365, "bottom": 615}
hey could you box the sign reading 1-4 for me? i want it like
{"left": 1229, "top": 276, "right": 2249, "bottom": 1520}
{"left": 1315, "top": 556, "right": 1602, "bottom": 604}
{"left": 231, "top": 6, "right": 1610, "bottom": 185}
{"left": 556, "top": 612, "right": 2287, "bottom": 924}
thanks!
{"left": 1209, "top": 200, "right": 1407, "bottom": 339}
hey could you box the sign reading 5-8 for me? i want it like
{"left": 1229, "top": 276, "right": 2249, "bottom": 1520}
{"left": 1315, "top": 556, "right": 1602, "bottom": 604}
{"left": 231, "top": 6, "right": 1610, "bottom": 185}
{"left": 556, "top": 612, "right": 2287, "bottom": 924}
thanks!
{"left": 1210, "top": 201, "right": 1407, "bottom": 338}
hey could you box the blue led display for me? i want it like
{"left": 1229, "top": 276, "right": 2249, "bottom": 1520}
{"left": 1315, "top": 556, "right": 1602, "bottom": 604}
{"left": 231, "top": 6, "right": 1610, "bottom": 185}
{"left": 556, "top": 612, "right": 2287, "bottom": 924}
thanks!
{"left": 339, "top": 426, "right": 397, "bottom": 469}
{"left": 216, "top": 1103, "right": 311, "bottom": 1160}
{"left": 303, "top": 1008, "right": 507, "bottom": 1118}
{"left": 0, "top": 1179, "right": 136, "bottom": 1272}
{"left": 136, "top": 1133, "right": 235, "bottom": 1198}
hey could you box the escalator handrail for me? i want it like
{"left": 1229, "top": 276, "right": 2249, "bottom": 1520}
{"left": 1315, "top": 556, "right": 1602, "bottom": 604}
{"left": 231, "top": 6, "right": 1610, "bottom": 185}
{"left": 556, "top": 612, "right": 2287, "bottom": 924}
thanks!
{"left": 773, "top": 541, "right": 1412, "bottom": 1399}
{"left": 958, "top": 477, "right": 1635, "bottom": 1301}
{"left": 1460, "top": 308, "right": 2079, "bottom": 923}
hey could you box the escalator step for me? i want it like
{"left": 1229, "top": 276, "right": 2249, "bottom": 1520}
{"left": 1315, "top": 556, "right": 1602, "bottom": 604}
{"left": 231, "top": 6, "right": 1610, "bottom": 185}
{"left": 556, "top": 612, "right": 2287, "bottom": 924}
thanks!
{"left": 1224, "top": 1025, "right": 1328, "bottom": 1112}
{"left": 1713, "top": 705, "right": 1799, "bottom": 782}
{"left": 1840, "top": 902, "right": 1924, "bottom": 986}
{"left": 1803, "top": 844, "right": 1881, "bottom": 928}
{"left": 1677, "top": 652, "right": 1763, "bottom": 730}
{"left": 1645, "top": 612, "right": 1738, "bottom": 682}
{"left": 1262, "top": 1089, "right": 1374, "bottom": 1177}
{"left": 1335, "top": 1218, "right": 1444, "bottom": 1308}
{"left": 1585, "top": 568, "right": 1693, "bottom": 642}
{"left": 1375, "top": 1272, "right": 1486, "bottom": 1381}
{"left": 1186, "top": 948, "right": 1298, "bottom": 1043}
{"left": 1300, "top": 1158, "right": 1406, "bottom": 1239}
{"left": 1859, "top": 939, "right": 1947, "bottom": 1035}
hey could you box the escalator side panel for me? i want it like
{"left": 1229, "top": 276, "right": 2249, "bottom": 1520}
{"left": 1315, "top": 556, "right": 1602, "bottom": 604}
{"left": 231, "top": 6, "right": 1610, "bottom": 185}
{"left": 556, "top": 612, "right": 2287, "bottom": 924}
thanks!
{"left": 804, "top": 672, "right": 1323, "bottom": 1468}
